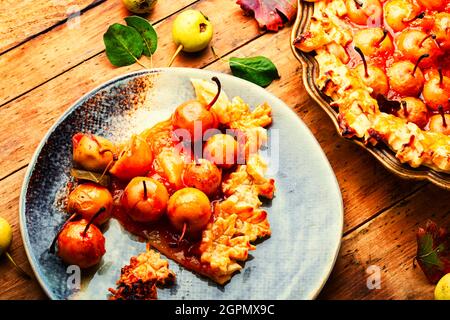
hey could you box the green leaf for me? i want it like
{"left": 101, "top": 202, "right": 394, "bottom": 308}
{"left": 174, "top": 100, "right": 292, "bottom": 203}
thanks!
{"left": 70, "top": 168, "right": 110, "bottom": 187}
{"left": 103, "top": 23, "right": 144, "bottom": 67}
{"left": 229, "top": 56, "right": 279, "bottom": 87}
{"left": 125, "top": 16, "right": 158, "bottom": 56}
{"left": 418, "top": 234, "right": 444, "bottom": 269}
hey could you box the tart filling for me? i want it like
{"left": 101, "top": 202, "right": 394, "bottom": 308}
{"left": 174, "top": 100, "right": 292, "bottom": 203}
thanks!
{"left": 295, "top": 0, "right": 450, "bottom": 172}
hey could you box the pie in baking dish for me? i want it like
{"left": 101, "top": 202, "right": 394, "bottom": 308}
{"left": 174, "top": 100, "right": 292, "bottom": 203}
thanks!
{"left": 294, "top": 0, "right": 450, "bottom": 172}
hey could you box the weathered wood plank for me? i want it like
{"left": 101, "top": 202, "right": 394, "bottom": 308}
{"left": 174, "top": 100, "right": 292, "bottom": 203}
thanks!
{"left": 0, "top": 0, "right": 261, "bottom": 181}
{"left": 0, "top": 0, "right": 101, "bottom": 54}
{"left": 319, "top": 183, "right": 450, "bottom": 300}
{"left": 0, "top": 0, "right": 198, "bottom": 106}
{"left": 0, "top": 168, "right": 46, "bottom": 299}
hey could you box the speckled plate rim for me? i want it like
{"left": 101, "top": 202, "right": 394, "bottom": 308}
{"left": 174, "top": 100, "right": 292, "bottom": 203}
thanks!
{"left": 290, "top": 0, "right": 450, "bottom": 190}
{"left": 19, "top": 67, "right": 343, "bottom": 300}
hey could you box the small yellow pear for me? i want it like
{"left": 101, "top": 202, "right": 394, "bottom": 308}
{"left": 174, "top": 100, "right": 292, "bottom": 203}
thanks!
{"left": 122, "top": 0, "right": 157, "bottom": 14}
{"left": 435, "top": 273, "right": 450, "bottom": 300}
{"left": 0, "top": 217, "right": 13, "bottom": 256}
{"left": 172, "top": 10, "right": 213, "bottom": 53}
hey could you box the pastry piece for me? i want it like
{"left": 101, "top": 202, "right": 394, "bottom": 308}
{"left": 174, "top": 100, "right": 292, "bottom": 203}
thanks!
{"left": 109, "top": 249, "right": 175, "bottom": 300}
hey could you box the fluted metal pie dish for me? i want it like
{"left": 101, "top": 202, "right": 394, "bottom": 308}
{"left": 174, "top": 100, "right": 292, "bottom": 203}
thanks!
{"left": 290, "top": 0, "right": 450, "bottom": 190}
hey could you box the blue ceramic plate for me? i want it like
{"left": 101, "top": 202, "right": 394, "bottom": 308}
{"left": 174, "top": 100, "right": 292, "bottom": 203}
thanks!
{"left": 20, "top": 68, "right": 343, "bottom": 300}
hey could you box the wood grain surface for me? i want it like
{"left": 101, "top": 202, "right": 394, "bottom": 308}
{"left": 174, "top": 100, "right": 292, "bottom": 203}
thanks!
{"left": 0, "top": 0, "right": 449, "bottom": 300}
{"left": 0, "top": 0, "right": 102, "bottom": 53}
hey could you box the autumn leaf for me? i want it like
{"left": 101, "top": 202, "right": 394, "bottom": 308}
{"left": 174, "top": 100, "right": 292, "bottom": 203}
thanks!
{"left": 416, "top": 220, "right": 450, "bottom": 284}
{"left": 236, "top": 0, "right": 298, "bottom": 32}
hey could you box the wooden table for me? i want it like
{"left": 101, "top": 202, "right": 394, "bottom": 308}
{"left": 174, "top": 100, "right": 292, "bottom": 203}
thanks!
{"left": 1, "top": 0, "right": 449, "bottom": 300}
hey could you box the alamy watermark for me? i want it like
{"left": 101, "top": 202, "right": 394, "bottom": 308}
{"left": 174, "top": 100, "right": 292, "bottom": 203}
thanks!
{"left": 366, "top": 265, "right": 381, "bottom": 290}
{"left": 67, "top": 265, "right": 81, "bottom": 290}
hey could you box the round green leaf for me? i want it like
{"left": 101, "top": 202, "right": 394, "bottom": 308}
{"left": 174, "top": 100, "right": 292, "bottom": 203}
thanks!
{"left": 125, "top": 16, "right": 158, "bottom": 56}
{"left": 103, "top": 23, "right": 144, "bottom": 67}
{"left": 229, "top": 56, "right": 280, "bottom": 87}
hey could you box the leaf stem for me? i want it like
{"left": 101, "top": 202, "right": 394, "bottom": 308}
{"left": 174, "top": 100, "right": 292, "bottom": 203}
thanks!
{"left": 211, "top": 46, "right": 229, "bottom": 64}
{"left": 5, "top": 252, "right": 31, "bottom": 279}
{"left": 168, "top": 44, "right": 183, "bottom": 67}
{"left": 135, "top": 56, "right": 151, "bottom": 69}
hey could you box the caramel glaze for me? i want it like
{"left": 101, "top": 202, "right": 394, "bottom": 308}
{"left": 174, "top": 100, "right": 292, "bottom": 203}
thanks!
{"left": 108, "top": 119, "right": 239, "bottom": 283}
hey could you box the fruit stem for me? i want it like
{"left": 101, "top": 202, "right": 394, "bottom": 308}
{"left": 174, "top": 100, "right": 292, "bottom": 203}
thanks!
{"left": 354, "top": 46, "right": 369, "bottom": 78}
{"left": 83, "top": 207, "right": 105, "bottom": 235}
{"left": 98, "top": 153, "right": 116, "bottom": 183}
{"left": 168, "top": 44, "right": 184, "bottom": 67}
{"left": 205, "top": 77, "right": 222, "bottom": 110}
{"left": 403, "top": 12, "right": 425, "bottom": 23}
{"left": 98, "top": 160, "right": 113, "bottom": 183}
{"left": 5, "top": 252, "right": 31, "bottom": 279}
{"left": 375, "top": 30, "right": 388, "bottom": 47}
{"left": 178, "top": 223, "right": 187, "bottom": 245}
{"left": 143, "top": 181, "right": 148, "bottom": 200}
{"left": 438, "top": 68, "right": 444, "bottom": 87}
{"left": 438, "top": 105, "right": 447, "bottom": 128}
{"left": 401, "top": 101, "right": 409, "bottom": 117}
{"left": 49, "top": 213, "right": 78, "bottom": 253}
{"left": 419, "top": 34, "right": 436, "bottom": 47}
{"left": 412, "top": 54, "right": 429, "bottom": 76}
{"left": 353, "top": 0, "right": 363, "bottom": 8}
